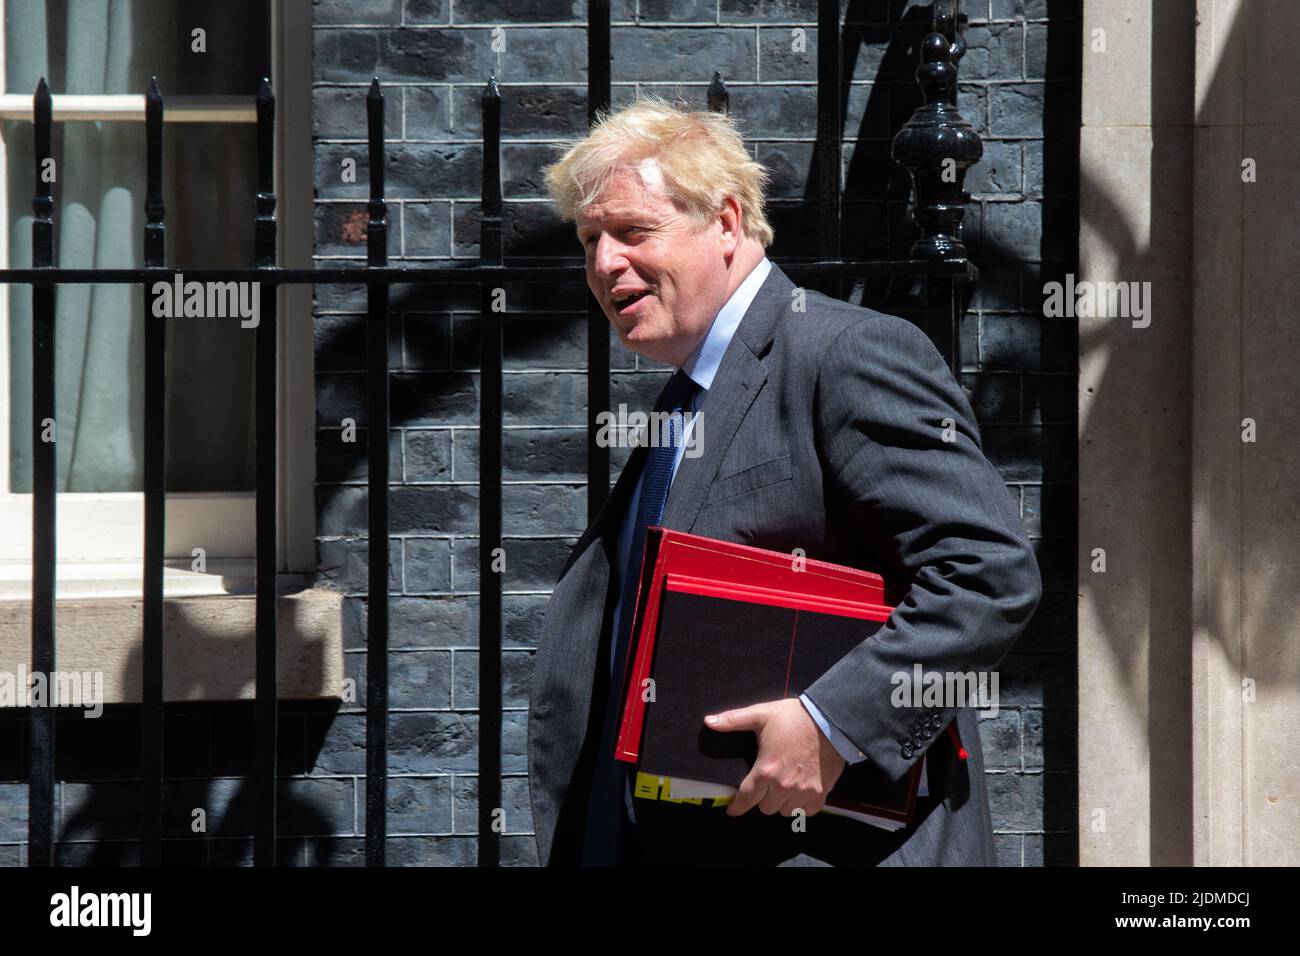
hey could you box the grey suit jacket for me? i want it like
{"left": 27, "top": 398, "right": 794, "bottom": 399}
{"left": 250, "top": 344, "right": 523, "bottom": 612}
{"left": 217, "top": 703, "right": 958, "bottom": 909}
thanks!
{"left": 526, "top": 261, "right": 1041, "bottom": 866}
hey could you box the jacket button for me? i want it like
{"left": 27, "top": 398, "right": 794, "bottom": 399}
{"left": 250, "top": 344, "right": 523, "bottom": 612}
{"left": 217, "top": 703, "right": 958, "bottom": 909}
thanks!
{"left": 901, "top": 743, "right": 914, "bottom": 758}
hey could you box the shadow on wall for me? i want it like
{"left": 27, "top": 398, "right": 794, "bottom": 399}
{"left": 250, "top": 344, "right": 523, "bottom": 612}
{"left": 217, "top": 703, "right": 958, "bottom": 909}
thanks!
{"left": 1074, "top": 0, "right": 1260, "bottom": 866}
{"left": 14, "top": 608, "right": 345, "bottom": 864}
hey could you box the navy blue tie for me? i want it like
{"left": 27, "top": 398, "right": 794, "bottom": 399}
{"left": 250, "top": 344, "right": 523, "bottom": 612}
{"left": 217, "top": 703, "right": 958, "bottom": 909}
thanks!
{"left": 581, "top": 368, "right": 699, "bottom": 865}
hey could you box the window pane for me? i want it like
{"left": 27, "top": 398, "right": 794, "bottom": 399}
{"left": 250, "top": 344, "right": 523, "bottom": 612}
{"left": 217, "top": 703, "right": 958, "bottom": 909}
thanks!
{"left": 4, "top": 0, "right": 271, "bottom": 98}
{"left": 4, "top": 0, "right": 269, "bottom": 494}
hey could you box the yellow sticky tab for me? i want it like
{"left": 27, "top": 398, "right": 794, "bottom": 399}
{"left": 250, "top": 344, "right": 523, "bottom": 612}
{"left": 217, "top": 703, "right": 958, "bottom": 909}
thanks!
{"left": 633, "top": 771, "right": 663, "bottom": 800}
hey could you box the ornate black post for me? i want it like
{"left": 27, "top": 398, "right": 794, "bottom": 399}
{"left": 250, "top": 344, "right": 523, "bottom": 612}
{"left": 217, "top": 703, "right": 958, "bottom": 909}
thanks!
{"left": 892, "top": 1, "right": 981, "bottom": 262}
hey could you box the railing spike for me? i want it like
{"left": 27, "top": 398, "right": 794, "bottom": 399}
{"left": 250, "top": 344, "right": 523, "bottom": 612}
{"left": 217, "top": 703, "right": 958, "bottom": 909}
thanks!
{"left": 141, "top": 70, "right": 166, "bottom": 868}
{"left": 27, "top": 70, "right": 55, "bottom": 869}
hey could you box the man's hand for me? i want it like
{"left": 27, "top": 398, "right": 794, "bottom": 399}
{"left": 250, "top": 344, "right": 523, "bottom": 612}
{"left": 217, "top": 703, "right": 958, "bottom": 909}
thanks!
{"left": 704, "top": 698, "right": 847, "bottom": 818}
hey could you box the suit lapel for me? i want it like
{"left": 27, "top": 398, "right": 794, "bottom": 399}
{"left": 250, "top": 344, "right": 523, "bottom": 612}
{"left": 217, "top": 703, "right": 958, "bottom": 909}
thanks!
{"left": 552, "top": 261, "right": 796, "bottom": 630}
{"left": 658, "top": 260, "right": 793, "bottom": 533}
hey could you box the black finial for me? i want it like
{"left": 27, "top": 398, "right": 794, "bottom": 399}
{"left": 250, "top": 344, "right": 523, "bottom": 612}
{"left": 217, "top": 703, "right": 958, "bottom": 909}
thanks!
{"left": 254, "top": 74, "right": 276, "bottom": 267}
{"left": 707, "top": 70, "right": 728, "bottom": 113}
{"left": 890, "top": 12, "right": 981, "bottom": 262}
{"left": 916, "top": 32, "right": 956, "bottom": 107}
{"left": 144, "top": 76, "right": 165, "bottom": 267}
{"left": 366, "top": 77, "right": 387, "bottom": 267}
{"left": 480, "top": 73, "right": 503, "bottom": 264}
{"left": 32, "top": 77, "right": 53, "bottom": 264}
{"left": 932, "top": 1, "right": 965, "bottom": 104}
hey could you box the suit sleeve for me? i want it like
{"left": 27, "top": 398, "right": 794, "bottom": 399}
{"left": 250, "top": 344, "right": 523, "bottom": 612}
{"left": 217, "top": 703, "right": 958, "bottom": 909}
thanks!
{"left": 799, "top": 693, "right": 868, "bottom": 764}
{"left": 801, "top": 314, "right": 1041, "bottom": 783}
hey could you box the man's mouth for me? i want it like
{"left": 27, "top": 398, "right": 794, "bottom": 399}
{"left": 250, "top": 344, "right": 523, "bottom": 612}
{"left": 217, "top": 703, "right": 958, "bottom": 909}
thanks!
{"left": 611, "top": 290, "right": 652, "bottom": 317}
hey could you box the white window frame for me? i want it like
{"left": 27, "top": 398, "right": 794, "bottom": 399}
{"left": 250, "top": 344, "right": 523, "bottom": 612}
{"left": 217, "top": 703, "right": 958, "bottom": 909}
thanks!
{"left": 0, "top": 0, "right": 313, "bottom": 571}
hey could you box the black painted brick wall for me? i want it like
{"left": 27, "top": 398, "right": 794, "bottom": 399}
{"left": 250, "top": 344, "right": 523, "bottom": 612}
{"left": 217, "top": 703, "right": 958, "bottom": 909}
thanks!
{"left": 0, "top": 0, "right": 1079, "bottom": 867}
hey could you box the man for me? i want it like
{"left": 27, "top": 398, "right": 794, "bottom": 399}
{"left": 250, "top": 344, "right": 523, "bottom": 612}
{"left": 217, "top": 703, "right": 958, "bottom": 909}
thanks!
{"left": 527, "top": 99, "right": 1041, "bottom": 866}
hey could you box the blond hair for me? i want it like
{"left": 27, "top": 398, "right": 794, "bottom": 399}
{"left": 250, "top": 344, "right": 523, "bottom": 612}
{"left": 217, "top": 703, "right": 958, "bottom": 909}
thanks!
{"left": 542, "top": 95, "right": 774, "bottom": 248}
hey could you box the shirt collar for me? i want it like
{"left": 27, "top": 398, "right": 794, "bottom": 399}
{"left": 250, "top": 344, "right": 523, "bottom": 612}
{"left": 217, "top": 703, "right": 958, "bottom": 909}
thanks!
{"left": 679, "top": 256, "right": 772, "bottom": 392}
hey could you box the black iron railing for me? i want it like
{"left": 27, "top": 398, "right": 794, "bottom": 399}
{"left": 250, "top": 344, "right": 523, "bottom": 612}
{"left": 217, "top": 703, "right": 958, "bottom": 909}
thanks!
{"left": 5, "top": 0, "right": 978, "bottom": 867}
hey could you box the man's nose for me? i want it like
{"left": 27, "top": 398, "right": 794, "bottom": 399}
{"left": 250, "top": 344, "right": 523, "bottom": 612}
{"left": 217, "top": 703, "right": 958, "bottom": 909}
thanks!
{"left": 591, "top": 233, "right": 628, "bottom": 279}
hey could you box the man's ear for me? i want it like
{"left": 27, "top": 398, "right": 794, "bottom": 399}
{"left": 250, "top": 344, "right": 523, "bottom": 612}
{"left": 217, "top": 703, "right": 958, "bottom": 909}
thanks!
{"left": 717, "top": 195, "right": 744, "bottom": 254}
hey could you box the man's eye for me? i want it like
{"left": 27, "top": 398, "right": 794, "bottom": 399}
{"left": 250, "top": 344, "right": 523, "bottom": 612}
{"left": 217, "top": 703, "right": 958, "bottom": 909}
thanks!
{"left": 580, "top": 226, "right": 641, "bottom": 247}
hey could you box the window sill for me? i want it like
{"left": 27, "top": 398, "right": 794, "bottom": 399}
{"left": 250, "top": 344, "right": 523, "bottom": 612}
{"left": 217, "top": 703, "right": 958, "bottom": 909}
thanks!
{"left": 0, "top": 559, "right": 275, "bottom": 602}
{"left": 0, "top": 562, "right": 344, "bottom": 704}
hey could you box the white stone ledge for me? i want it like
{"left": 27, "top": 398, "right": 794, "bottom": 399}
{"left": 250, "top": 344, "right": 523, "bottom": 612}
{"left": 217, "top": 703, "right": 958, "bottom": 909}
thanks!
{"left": 0, "top": 576, "right": 345, "bottom": 705}
{"left": 0, "top": 559, "right": 267, "bottom": 602}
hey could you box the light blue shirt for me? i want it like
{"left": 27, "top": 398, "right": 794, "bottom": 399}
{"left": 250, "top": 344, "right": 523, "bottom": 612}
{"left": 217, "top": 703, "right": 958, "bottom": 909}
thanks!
{"left": 608, "top": 257, "right": 868, "bottom": 823}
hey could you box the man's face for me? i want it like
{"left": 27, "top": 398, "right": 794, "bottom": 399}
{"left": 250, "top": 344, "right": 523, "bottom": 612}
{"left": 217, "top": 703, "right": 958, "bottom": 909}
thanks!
{"left": 576, "top": 160, "right": 732, "bottom": 367}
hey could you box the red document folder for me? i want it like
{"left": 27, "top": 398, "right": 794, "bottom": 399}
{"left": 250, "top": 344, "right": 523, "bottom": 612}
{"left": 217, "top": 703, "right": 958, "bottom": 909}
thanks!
{"left": 613, "top": 527, "right": 944, "bottom": 829}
